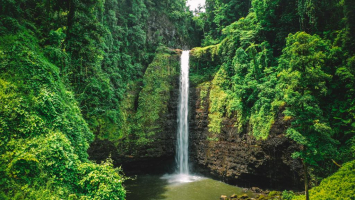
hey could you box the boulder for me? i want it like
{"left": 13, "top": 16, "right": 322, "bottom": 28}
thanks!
{"left": 230, "top": 194, "right": 238, "bottom": 198}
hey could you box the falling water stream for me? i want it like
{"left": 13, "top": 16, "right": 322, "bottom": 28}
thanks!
{"left": 177, "top": 50, "right": 190, "bottom": 175}
{"left": 161, "top": 50, "right": 201, "bottom": 183}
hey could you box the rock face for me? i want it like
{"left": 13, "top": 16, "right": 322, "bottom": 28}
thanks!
{"left": 189, "top": 86, "right": 303, "bottom": 190}
{"left": 146, "top": 13, "right": 199, "bottom": 49}
{"left": 146, "top": 12, "right": 183, "bottom": 48}
{"left": 116, "top": 76, "right": 180, "bottom": 174}
{"left": 88, "top": 79, "right": 179, "bottom": 174}
{"left": 88, "top": 50, "right": 181, "bottom": 174}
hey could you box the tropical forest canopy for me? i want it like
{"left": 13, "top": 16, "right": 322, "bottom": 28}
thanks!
{"left": 0, "top": 0, "right": 354, "bottom": 199}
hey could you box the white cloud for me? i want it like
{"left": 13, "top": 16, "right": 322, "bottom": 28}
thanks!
{"left": 186, "top": 0, "right": 206, "bottom": 12}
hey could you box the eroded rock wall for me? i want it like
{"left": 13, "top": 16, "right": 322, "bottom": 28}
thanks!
{"left": 189, "top": 85, "right": 303, "bottom": 190}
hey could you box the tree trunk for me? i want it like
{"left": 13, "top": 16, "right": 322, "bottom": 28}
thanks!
{"left": 303, "top": 160, "right": 310, "bottom": 200}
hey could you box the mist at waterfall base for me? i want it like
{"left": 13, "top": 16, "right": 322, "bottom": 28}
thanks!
{"left": 125, "top": 51, "right": 254, "bottom": 199}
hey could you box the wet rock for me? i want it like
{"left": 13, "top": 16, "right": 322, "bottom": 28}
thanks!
{"left": 240, "top": 194, "right": 249, "bottom": 199}
{"left": 250, "top": 187, "right": 263, "bottom": 193}
{"left": 242, "top": 188, "right": 249, "bottom": 193}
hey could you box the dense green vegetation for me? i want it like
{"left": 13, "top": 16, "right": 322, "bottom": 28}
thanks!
{"left": 1, "top": 0, "right": 355, "bottom": 199}
{"left": 0, "top": 0, "right": 196, "bottom": 199}
{"left": 0, "top": 24, "right": 126, "bottom": 199}
{"left": 293, "top": 160, "right": 355, "bottom": 200}
{"left": 191, "top": 0, "right": 355, "bottom": 198}
{"left": 118, "top": 47, "right": 180, "bottom": 153}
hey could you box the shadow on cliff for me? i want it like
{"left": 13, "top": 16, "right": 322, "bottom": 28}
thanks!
{"left": 88, "top": 139, "right": 176, "bottom": 175}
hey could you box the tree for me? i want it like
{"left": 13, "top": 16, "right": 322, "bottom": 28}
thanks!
{"left": 275, "top": 32, "right": 338, "bottom": 199}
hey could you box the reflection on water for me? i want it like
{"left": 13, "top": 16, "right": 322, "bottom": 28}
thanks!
{"left": 125, "top": 174, "right": 255, "bottom": 200}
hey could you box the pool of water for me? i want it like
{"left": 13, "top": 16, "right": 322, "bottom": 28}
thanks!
{"left": 125, "top": 174, "right": 255, "bottom": 200}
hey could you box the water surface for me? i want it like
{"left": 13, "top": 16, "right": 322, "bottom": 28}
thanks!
{"left": 125, "top": 174, "right": 255, "bottom": 200}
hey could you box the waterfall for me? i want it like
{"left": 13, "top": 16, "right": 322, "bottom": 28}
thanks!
{"left": 161, "top": 50, "right": 203, "bottom": 183}
{"left": 177, "top": 50, "right": 190, "bottom": 175}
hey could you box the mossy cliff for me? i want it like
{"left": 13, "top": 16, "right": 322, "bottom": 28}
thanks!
{"left": 89, "top": 47, "right": 181, "bottom": 173}
{"left": 189, "top": 0, "right": 355, "bottom": 196}
{"left": 188, "top": 48, "right": 304, "bottom": 190}
{"left": 188, "top": 21, "right": 355, "bottom": 194}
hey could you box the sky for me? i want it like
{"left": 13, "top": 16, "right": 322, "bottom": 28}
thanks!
{"left": 186, "top": 0, "right": 206, "bottom": 12}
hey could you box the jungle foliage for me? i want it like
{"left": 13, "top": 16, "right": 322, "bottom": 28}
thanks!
{"left": 1, "top": 0, "right": 355, "bottom": 199}
{"left": 191, "top": 0, "right": 355, "bottom": 198}
{"left": 0, "top": 0, "right": 196, "bottom": 199}
{"left": 118, "top": 47, "right": 180, "bottom": 153}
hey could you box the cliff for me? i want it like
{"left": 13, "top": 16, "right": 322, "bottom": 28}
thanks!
{"left": 189, "top": 83, "right": 303, "bottom": 190}
{"left": 88, "top": 49, "right": 304, "bottom": 190}
{"left": 88, "top": 47, "right": 181, "bottom": 174}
